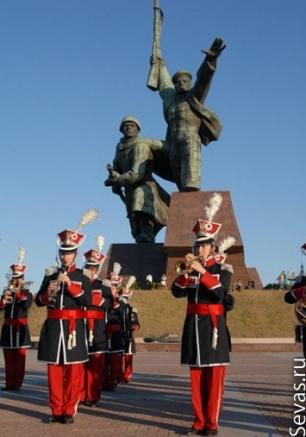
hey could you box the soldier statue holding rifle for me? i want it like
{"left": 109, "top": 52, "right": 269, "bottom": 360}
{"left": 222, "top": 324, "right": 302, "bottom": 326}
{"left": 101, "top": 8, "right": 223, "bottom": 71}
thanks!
{"left": 147, "top": 0, "right": 226, "bottom": 192}
{"left": 105, "top": 1, "right": 225, "bottom": 242}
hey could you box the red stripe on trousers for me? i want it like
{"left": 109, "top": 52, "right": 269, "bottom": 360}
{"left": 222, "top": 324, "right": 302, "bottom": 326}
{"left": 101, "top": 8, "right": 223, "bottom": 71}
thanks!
{"left": 190, "top": 366, "right": 226, "bottom": 431}
{"left": 48, "top": 362, "right": 83, "bottom": 416}
{"left": 3, "top": 348, "right": 27, "bottom": 389}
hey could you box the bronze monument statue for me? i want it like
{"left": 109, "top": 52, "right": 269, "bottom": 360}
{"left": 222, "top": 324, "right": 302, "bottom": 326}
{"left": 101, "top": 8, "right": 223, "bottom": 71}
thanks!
{"left": 104, "top": 2, "right": 226, "bottom": 243}
{"left": 104, "top": 116, "right": 170, "bottom": 243}
{"left": 147, "top": 0, "right": 225, "bottom": 191}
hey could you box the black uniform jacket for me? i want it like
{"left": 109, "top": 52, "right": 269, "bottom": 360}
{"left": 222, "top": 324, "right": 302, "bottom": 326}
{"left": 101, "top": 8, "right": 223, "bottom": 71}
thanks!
{"left": 85, "top": 276, "right": 112, "bottom": 355}
{"left": 35, "top": 265, "right": 91, "bottom": 364}
{"left": 106, "top": 300, "right": 125, "bottom": 354}
{"left": 120, "top": 298, "right": 140, "bottom": 355}
{"left": 0, "top": 289, "right": 33, "bottom": 348}
{"left": 171, "top": 257, "right": 232, "bottom": 367}
{"left": 284, "top": 276, "right": 306, "bottom": 304}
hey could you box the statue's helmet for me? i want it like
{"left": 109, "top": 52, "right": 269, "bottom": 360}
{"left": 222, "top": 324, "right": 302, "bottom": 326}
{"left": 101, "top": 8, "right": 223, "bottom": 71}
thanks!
{"left": 172, "top": 70, "right": 193, "bottom": 84}
{"left": 119, "top": 116, "right": 141, "bottom": 133}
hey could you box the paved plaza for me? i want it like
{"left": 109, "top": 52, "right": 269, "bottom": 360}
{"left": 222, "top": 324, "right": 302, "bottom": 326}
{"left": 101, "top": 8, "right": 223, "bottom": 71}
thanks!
{"left": 0, "top": 350, "right": 296, "bottom": 436}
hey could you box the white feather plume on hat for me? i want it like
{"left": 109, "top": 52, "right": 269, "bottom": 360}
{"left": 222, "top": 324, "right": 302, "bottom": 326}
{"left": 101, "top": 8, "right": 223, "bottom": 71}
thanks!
{"left": 18, "top": 247, "right": 26, "bottom": 264}
{"left": 113, "top": 262, "right": 122, "bottom": 275}
{"left": 218, "top": 236, "right": 235, "bottom": 274}
{"left": 205, "top": 193, "right": 223, "bottom": 222}
{"left": 76, "top": 208, "right": 99, "bottom": 231}
{"left": 218, "top": 236, "right": 236, "bottom": 254}
{"left": 125, "top": 275, "right": 136, "bottom": 290}
{"left": 96, "top": 235, "right": 104, "bottom": 252}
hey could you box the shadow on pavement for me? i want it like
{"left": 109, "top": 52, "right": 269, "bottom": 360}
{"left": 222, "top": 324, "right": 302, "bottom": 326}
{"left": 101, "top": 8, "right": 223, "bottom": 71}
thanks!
{"left": 0, "top": 368, "right": 289, "bottom": 435}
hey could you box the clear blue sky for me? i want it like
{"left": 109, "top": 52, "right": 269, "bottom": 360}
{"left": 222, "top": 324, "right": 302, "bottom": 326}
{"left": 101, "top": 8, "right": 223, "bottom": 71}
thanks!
{"left": 0, "top": 0, "right": 305, "bottom": 289}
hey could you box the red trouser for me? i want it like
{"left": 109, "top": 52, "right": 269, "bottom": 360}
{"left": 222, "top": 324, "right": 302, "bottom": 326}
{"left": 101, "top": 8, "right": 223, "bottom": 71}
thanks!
{"left": 48, "top": 362, "right": 83, "bottom": 416}
{"left": 190, "top": 366, "right": 226, "bottom": 431}
{"left": 3, "top": 348, "right": 27, "bottom": 389}
{"left": 104, "top": 353, "right": 123, "bottom": 390}
{"left": 122, "top": 354, "right": 133, "bottom": 383}
{"left": 82, "top": 353, "right": 105, "bottom": 403}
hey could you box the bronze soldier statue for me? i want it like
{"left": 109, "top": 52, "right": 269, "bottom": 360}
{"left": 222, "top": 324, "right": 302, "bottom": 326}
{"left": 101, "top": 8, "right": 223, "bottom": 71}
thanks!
{"left": 104, "top": 116, "right": 170, "bottom": 243}
{"left": 147, "top": 1, "right": 225, "bottom": 191}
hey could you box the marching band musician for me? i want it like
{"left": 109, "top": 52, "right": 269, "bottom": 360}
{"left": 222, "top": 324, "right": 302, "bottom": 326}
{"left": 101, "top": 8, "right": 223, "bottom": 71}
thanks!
{"left": 81, "top": 236, "right": 112, "bottom": 406}
{"left": 0, "top": 248, "right": 33, "bottom": 390}
{"left": 119, "top": 276, "right": 140, "bottom": 383}
{"left": 284, "top": 243, "right": 306, "bottom": 358}
{"left": 103, "top": 262, "right": 125, "bottom": 391}
{"left": 171, "top": 193, "right": 234, "bottom": 436}
{"left": 35, "top": 209, "right": 98, "bottom": 424}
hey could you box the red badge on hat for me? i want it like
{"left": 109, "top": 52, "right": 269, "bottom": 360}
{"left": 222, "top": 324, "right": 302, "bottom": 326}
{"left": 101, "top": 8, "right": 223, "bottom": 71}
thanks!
{"left": 10, "top": 263, "right": 27, "bottom": 277}
{"left": 84, "top": 249, "right": 106, "bottom": 266}
{"left": 58, "top": 229, "right": 85, "bottom": 251}
{"left": 193, "top": 219, "right": 222, "bottom": 242}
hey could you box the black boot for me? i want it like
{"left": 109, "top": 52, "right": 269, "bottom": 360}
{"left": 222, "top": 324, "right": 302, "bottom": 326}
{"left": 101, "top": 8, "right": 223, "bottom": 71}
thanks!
{"left": 44, "top": 415, "right": 63, "bottom": 424}
{"left": 63, "top": 415, "right": 74, "bottom": 424}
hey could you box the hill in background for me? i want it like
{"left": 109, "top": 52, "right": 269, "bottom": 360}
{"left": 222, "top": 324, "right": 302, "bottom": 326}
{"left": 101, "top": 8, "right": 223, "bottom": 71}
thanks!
{"left": 1, "top": 289, "right": 296, "bottom": 339}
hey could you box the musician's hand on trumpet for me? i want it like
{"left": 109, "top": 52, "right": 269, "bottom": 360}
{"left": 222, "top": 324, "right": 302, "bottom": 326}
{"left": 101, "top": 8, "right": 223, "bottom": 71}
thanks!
{"left": 57, "top": 272, "right": 71, "bottom": 286}
{"left": 46, "top": 280, "right": 60, "bottom": 299}
{"left": 189, "top": 258, "right": 206, "bottom": 276}
{"left": 176, "top": 254, "right": 206, "bottom": 277}
{"left": 2, "top": 288, "right": 13, "bottom": 304}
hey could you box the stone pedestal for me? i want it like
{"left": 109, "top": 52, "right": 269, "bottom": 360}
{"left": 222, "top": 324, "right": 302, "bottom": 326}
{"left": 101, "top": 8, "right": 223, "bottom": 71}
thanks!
{"left": 101, "top": 191, "right": 252, "bottom": 290}
{"left": 164, "top": 191, "right": 249, "bottom": 288}
{"left": 100, "top": 243, "right": 166, "bottom": 289}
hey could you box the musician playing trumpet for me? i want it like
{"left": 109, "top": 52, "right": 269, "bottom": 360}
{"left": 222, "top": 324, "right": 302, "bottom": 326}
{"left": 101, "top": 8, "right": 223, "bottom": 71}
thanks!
{"left": 0, "top": 249, "right": 33, "bottom": 390}
{"left": 171, "top": 193, "right": 234, "bottom": 436}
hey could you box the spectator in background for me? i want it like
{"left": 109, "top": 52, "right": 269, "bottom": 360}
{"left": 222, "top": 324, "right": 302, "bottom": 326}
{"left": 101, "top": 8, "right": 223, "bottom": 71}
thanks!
{"left": 145, "top": 273, "right": 153, "bottom": 290}
{"left": 277, "top": 271, "right": 286, "bottom": 289}
{"left": 160, "top": 274, "right": 167, "bottom": 290}
{"left": 233, "top": 279, "right": 243, "bottom": 292}
{"left": 245, "top": 279, "right": 255, "bottom": 290}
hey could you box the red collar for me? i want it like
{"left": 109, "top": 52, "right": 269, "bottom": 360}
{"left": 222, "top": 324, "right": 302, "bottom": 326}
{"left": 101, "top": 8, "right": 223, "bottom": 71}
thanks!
{"left": 204, "top": 256, "right": 216, "bottom": 268}
{"left": 66, "top": 264, "right": 77, "bottom": 273}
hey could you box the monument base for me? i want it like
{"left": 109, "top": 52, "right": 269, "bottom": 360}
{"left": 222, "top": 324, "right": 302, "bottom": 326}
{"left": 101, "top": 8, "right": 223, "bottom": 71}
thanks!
{"left": 101, "top": 191, "right": 257, "bottom": 291}
{"left": 100, "top": 243, "right": 166, "bottom": 289}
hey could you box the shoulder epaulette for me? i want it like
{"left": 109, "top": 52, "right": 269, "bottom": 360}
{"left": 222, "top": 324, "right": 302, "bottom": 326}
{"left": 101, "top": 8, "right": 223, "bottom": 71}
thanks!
{"left": 221, "top": 263, "right": 234, "bottom": 274}
{"left": 102, "top": 279, "right": 112, "bottom": 288}
{"left": 82, "top": 268, "right": 91, "bottom": 279}
{"left": 44, "top": 266, "right": 58, "bottom": 277}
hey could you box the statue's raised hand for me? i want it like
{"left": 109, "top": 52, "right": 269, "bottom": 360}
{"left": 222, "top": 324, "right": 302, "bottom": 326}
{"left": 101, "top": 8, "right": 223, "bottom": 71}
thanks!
{"left": 202, "top": 37, "right": 226, "bottom": 60}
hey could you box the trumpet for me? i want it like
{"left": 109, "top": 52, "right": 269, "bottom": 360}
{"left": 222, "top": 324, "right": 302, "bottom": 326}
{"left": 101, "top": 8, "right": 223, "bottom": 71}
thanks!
{"left": 48, "top": 266, "right": 68, "bottom": 306}
{"left": 2, "top": 278, "right": 25, "bottom": 304}
{"left": 10, "top": 277, "right": 24, "bottom": 290}
{"left": 175, "top": 256, "right": 201, "bottom": 275}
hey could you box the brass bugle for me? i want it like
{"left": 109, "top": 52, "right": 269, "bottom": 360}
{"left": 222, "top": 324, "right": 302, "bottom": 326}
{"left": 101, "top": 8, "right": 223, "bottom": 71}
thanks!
{"left": 175, "top": 256, "right": 199, "bottom": 275}
{"left": 9, "top": 278, "right": 24, "bottom": 291}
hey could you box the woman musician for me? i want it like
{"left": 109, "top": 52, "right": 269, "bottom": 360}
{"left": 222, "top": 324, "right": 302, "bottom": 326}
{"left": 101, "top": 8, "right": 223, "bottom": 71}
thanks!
{"left": 171, "top": 193, "right": 234, "bottom": 436}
